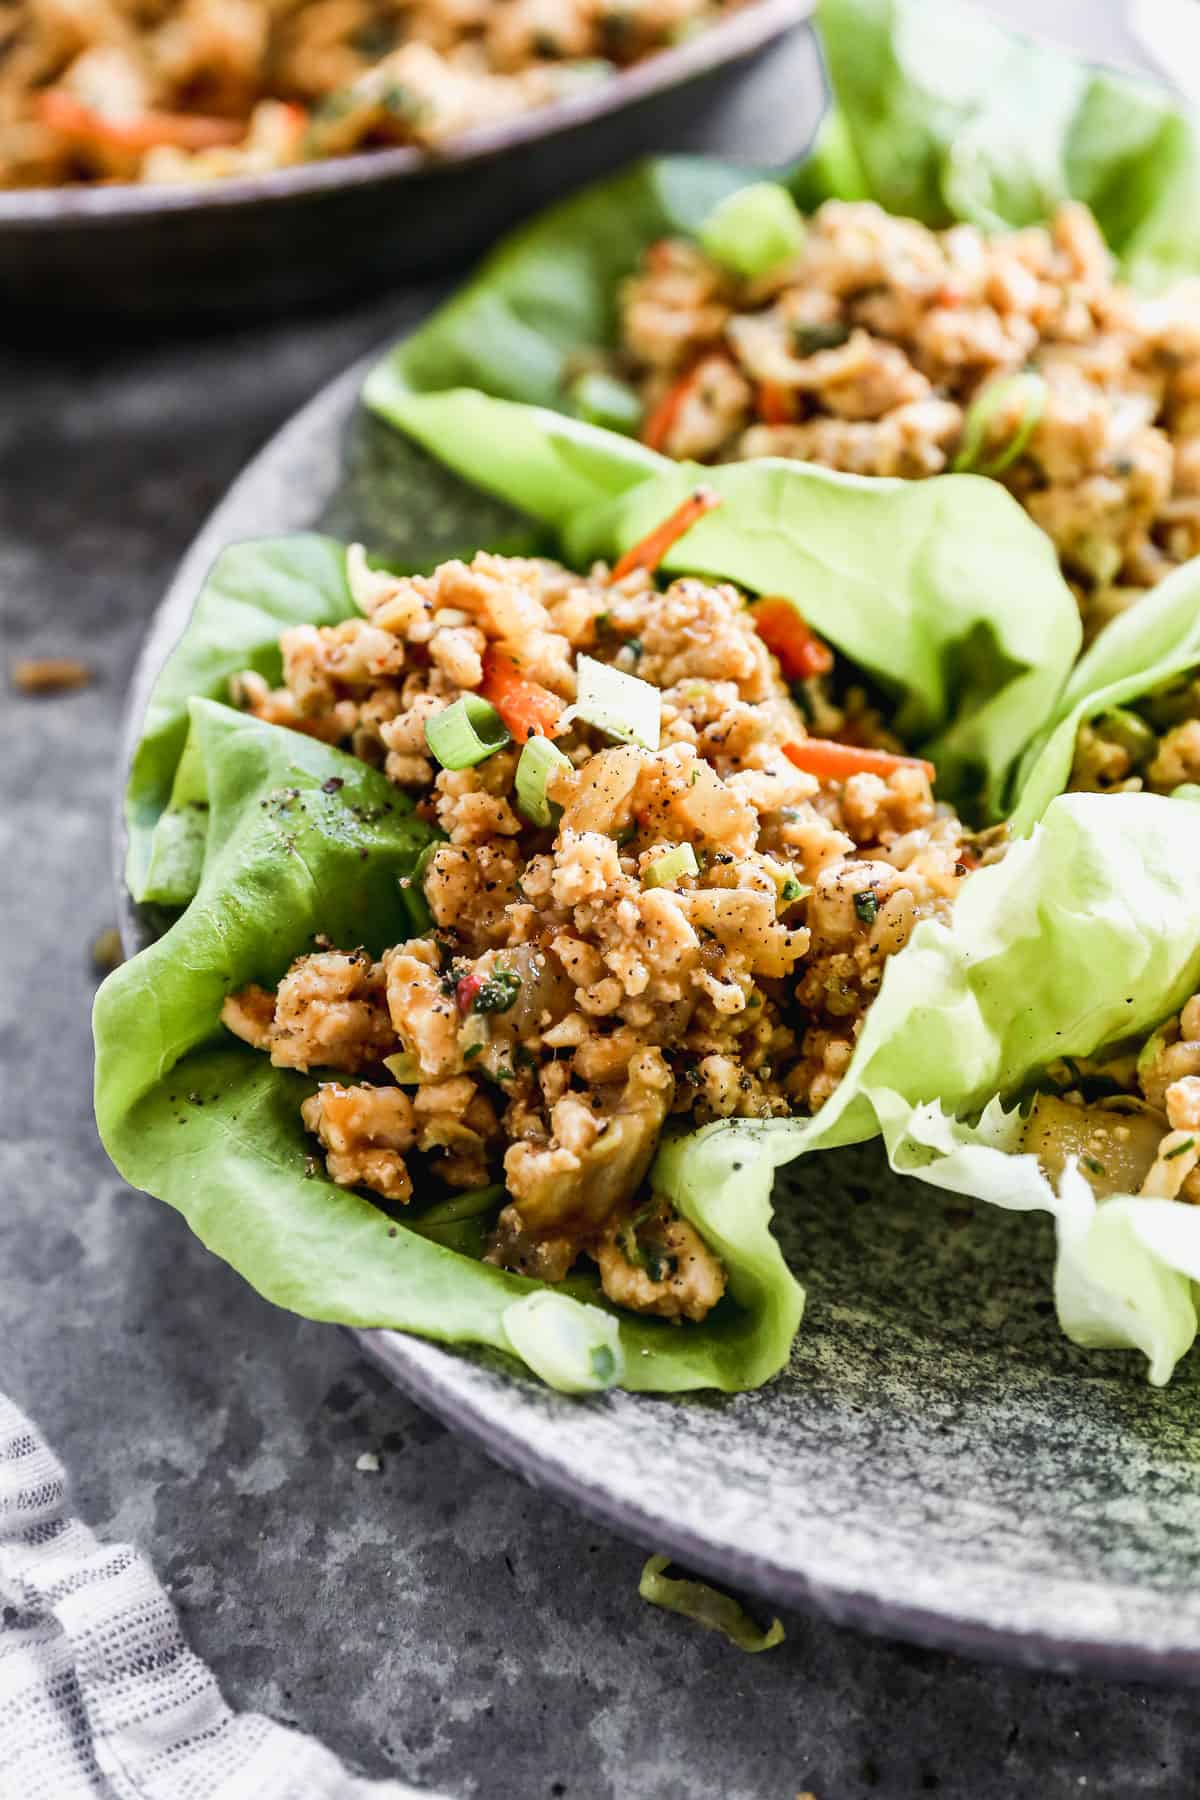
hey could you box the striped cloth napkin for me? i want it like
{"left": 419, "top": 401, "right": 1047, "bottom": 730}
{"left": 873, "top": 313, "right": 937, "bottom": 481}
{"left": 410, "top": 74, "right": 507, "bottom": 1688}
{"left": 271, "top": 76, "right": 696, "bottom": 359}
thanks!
{"left": 0, "top": 1390, "right": 449, "bottom": 1800}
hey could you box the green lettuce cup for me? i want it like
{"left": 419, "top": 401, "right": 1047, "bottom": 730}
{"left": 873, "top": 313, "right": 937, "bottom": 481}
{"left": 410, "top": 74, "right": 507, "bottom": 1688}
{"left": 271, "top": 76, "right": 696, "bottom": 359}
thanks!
{"left": 364, "top": 0, "right": 1200, "bottom": 661}
{"left": 1011, "top": 559, "right": 1200, "bottom": 833}
{"left": 366, "top": 0, "right": 1200, "bottom": 439}
{"left": 853, "top": 788, "right": 1200, "bottom": 1385}
{"left": 100, "top": 697, "right": 808, "bottom": 1395}
{"left": 100, "top": 446, "right": 1075, "bottom": 1393}
{"left": 97, "top": 489, "right": 1198, "bottom": 1392}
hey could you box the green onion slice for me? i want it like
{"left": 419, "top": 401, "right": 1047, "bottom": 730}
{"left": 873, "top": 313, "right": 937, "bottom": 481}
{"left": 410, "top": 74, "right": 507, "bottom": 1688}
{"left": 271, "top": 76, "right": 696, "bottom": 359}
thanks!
{"left": 424, "top": 695, "right": 510, "bottom": 770}
{"left": 383, "top": 1051, "right": 423, "bottom": 1084}
{"left": 639, "top": 1555, "right": 785, "bottom": 1653}
{"left": 698, "top": 181, "right": 806, "bottom": 279}
{"left": 501, "top": 1291, "right": 625, "bottom": 1393}
{"left": 953, "top": 370, "right": 1046, "bottom": 476}
{"left": 561, "top": 655, "right": 661, "bottom": 750}
{"left": 762, "top": 857, "right": 810, "bottom": 907}
{"left": 414, "top": 1183, "right": 506, "bottom": 1227}
{"left": 643, "top": 843, "right": 699, "bottom": 888}
{"left": 568, "top": 370, "right": 643, "bottom": 434}
{"left": 1095, "top": 706, "right": 1157, "bottom": 766}
{"left": 399, "top": 839, "right": 441, "bottom": 934}
{"left": 515, "top": 735, "right": 572, "bottom": 827}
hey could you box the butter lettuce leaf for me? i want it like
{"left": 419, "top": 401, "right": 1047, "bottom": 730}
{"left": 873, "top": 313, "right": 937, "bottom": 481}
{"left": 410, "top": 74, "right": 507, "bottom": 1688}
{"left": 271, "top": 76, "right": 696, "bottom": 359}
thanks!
{"left": 126, "top": 535, "right": 356, "bottom": 902}
{"left": 870, "top": 1095, "right": 1200, "bottom": 1385}
{"left": 809, "top": 0, "right": 1200, "bottom": 292}
{"left": 751, "top": 790, "right": 1200, "bottom": 1167}
{"left": 770, "top": 787, "right": 1200, "bottom": 1383}
{"left": 364, "top": 156, "right": 754, "bottom": 418}
{"left": 365, "top": 0, "right": 1200, "bottom": 464}
{"left": 97, "top": 700, "right": 803, "bottom": 1394}
{"left": 1011, "top": 559, "right": 1200, "bottom": 833}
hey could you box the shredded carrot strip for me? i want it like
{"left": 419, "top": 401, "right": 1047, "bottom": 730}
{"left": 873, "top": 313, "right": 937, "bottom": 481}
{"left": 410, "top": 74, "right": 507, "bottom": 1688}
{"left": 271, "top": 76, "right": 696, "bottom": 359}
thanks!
{"left": 480, "top": 645, "right": 563, "bottom": 744}
{"left": 641, "top": 364, "right": 702, "bottom": 453}
{"left": 752, "top": 598, "right": 833, "bottom": 681}
{"left": 782, "top": 738, "right": 936, "bottom": 784}
{"left": 757, "top": 382, "right": 795, "bottom": 426}
{"left": 37, "top": 89, "right": 242, "bottom": 153}
{"left": 610, "top": 488, "right": 723, "bottom": 584}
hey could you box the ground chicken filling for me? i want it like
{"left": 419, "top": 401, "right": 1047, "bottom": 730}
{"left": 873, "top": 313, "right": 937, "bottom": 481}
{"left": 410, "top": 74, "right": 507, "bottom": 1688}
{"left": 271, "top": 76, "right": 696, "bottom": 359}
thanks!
{"left": 1069, "top": 677, "right": 1200, "bottom": 796}
{"left": 1, "top": 0, "right": 735, "bottom": 187}
{"left": 614, "top": 199, "right": 1200, "bottom": 638}
{"left": 1024, "top": 993, "right": 1200, "bottom": 1207}
{"left": 221, "top": 539, "right": 975, "bottom": 1323}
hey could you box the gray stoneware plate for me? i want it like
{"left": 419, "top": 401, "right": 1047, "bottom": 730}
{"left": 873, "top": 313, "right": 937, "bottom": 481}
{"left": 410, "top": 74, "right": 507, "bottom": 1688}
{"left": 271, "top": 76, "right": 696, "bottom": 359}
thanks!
{"left": 117, "top": 354, "right": 1200, "bottom": 1682}
{"left": 0, "top": 0, "right": 804, "bottom": 325}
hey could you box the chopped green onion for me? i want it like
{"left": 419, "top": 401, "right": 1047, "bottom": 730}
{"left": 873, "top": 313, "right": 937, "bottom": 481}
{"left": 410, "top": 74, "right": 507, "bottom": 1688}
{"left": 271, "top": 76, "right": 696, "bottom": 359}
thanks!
{"left": 399, "top": 839, "right": 441, "bottom": 934}
{"left": 639, "top": 1555, "right": 785, "bottom": 1653}
{"left": 698, "top": 182, "right": 806, "bottom": 279}
{"left": 568, "top": 370, "right": 643, "bottom": 434}
{"left": 424, "top": 695, "right": 510, "bottom": 770}
{"left": 791, "top": 321, "right": 850, "bottom": 356}
{"left": 501, "top": 1291, "right": 625, "bottom": 1393}
{"left": 853, "top": 889, "right": 879, "bottom": 925}
{"left": 515, "top": 735, "right": 572, "bottom": 827}
{"left": 383, "top": 1051, "right": 423, "bottom": 1084}
{"left": 1095, "top": 707, "right": 1157, "bottom": 766}
{"left": 762, "top": 858, "right": 810, "bottom": 907}
{"left": 1165, "top": 1137, "right": 1196, "bottom": 1161}
{"left": 953, "top": 371, "right": 1046, "bottom": 476}
{"left": 560, "top": 655, "right": 660, "bottom": 750}
{"left": 643, "top": 843, "right": 699, "bottom": 888}
{"left": 471, "top": 964, "right": 522, "bottom": 1015}
{"left": 414, "top": 1183, "right": 506, "bottom": 1227}
{"left": 1136, "top": 1022, "right": 1170, "bottom": 1083}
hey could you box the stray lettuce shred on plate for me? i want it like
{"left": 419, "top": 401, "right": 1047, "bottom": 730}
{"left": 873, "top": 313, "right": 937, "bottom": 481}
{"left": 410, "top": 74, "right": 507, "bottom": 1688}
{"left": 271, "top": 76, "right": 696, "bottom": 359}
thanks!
{"left": 639, "top": 1555, "right": 785, "bottom": 1652}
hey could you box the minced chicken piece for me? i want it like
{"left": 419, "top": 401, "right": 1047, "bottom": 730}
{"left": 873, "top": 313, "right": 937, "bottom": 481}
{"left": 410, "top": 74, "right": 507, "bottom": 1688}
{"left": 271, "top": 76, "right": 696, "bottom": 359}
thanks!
{"left": 617, "top": 198, "right": 1200, "bottom": 637}
{"left": 223, "top": 544, "right": 976, "bottom": 1323}
{"left": 1068, "top": 676, "right": 1200, "bottom": 798}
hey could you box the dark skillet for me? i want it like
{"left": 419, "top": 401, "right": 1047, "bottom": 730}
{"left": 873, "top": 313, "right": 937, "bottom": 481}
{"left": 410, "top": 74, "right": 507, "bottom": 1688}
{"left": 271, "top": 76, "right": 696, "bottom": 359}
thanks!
{"left": 0, "top": 0, "right": 806, "bottom": 326}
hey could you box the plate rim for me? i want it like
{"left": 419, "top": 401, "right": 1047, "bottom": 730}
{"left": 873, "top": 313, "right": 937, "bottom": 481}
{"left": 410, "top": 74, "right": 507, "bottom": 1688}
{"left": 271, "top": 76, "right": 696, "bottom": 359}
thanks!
{"left": 114, "top": 344, "right": 1200, "bottom": 1690}
{"left": 2, "top": 0, "right": 806, "bottom": 230}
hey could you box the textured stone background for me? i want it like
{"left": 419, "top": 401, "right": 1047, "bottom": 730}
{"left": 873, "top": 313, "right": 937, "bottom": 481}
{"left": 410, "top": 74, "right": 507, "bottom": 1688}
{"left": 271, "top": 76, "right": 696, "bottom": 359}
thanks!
{"left": 4, "top": 4, "right": 1195, "bottom": 1796}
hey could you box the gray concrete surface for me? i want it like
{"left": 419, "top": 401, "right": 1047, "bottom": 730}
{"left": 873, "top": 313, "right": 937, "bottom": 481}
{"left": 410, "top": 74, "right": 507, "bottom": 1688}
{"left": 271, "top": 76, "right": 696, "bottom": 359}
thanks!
{"left": 3, "top": 5, "right": 1195, "bottom": 1796}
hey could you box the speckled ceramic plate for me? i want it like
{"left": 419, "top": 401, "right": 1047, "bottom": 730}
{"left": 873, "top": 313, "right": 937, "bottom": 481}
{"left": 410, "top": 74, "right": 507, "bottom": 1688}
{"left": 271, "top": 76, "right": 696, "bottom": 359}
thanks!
{"left": 117, "top": 355, "right": 1200, "bottom": 1682}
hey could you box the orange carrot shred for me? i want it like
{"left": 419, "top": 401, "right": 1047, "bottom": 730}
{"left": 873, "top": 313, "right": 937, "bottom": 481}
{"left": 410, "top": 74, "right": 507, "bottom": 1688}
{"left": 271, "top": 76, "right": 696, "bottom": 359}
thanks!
{"left": 610, "top": 488, "right": 723, "bottom": 585}
{"left": 37, "top": 89, "right": 242, "bottom": 153}
{"left": 480, "top": 644, "right": 563, "bottom": 745}
{"left": 641, "top": 365, "right": 701, "bottom": 453}
{"left": 757, "top": 382, "right": 795, "bottom": 426}
{"left": 752, "top": 598, "right": 834, "bottom": 681}
{"left": 782, "top": 738, "right": 936, "bottom": 784}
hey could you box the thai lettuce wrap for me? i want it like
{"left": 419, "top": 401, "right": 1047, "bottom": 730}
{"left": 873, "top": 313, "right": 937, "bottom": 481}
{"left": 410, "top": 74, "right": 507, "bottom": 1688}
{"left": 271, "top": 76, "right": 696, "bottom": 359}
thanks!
{"left": 98, "top": 467, "right": 1086, "bottom": 1393}
{"left": 365, "top": 0, "right": 1200, "bottom": 641}
{"left": 863, "top": 787, "right": 1200, "bottom": 1388}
